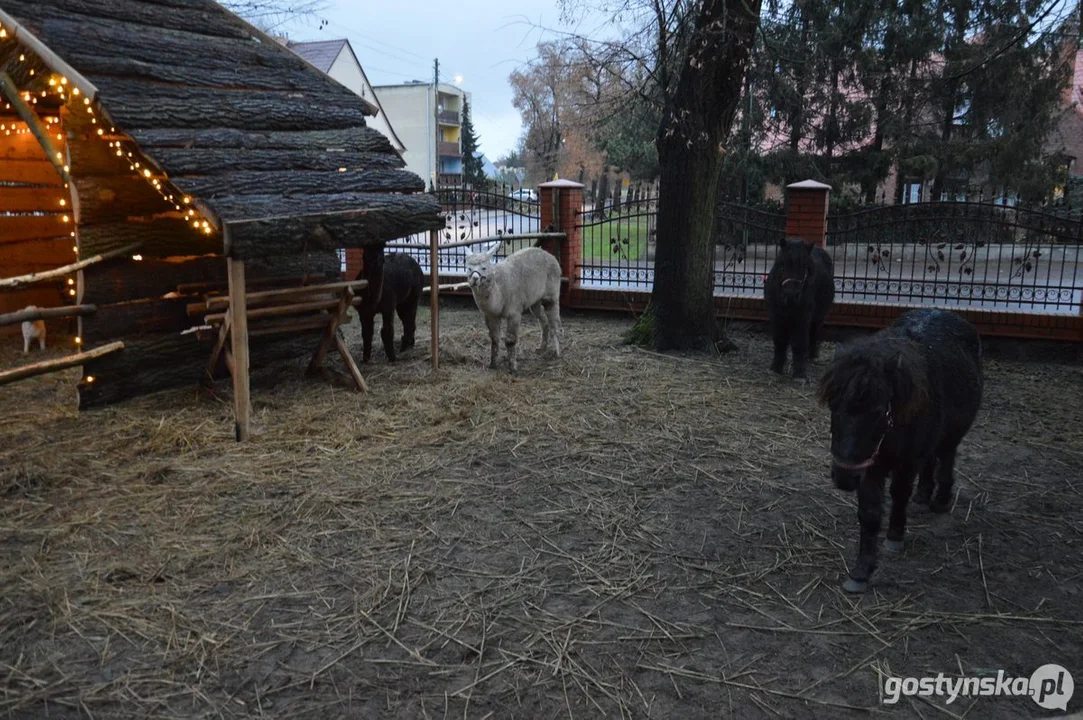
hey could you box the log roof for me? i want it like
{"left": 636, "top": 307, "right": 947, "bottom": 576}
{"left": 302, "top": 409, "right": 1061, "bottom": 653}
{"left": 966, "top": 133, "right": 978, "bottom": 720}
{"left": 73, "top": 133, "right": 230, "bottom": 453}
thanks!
{"left": 0, "top": 0, "right": 443, "bottom": 258}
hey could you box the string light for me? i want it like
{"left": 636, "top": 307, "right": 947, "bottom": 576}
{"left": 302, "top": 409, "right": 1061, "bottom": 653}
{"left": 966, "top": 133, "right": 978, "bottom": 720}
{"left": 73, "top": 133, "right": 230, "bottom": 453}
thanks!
{"left": 85, "top": 376, "right": 95, "bottom": 384}
{"left": 74, "top": 337, "right": 82, "bottom": 345}
{"left": 0, "top": 35, "right": 219, "bottom": 276}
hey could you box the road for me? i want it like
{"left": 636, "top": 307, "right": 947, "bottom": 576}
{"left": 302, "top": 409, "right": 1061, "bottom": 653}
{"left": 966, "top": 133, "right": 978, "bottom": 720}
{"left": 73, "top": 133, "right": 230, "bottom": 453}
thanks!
{"left": 387, "top": 208, "right": 541, "bottom": 274}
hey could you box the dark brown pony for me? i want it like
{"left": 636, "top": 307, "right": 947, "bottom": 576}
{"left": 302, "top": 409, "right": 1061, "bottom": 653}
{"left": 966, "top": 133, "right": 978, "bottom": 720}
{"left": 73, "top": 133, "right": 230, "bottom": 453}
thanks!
{"left": 818, "top": 308, "right": 983, "bottom": 592}
{"left": 764, "top": 237, "right": 835, "bottom": 380}
{"left": 356, "top": 247, "right": 424, "bottom": 363}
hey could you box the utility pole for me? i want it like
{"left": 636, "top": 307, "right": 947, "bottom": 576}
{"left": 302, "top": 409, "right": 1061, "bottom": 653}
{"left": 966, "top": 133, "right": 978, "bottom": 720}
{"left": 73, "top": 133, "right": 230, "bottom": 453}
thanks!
{"left": 432, "top": 58, "right": 440, "bottom": 191}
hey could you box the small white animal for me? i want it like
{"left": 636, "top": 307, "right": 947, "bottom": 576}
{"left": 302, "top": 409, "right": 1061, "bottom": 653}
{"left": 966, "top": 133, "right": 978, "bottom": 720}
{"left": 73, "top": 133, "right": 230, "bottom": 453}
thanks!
{"left": 465, "top": 246, "right": 563, "bottom": 372}
{"left": 21, "top": 306, "right": 46, "bottom": 355}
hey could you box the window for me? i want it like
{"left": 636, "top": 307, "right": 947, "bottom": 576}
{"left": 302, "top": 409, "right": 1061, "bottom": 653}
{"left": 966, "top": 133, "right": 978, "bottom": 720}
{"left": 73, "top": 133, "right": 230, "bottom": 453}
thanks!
{"left": 992, "top": 190, "right": 1017, "bottom": 207}
{"left": 940, "top": 184, "right": 967, "bottom": 202}
{"left": 902, "top": 181, "right": 922, "bottom": 204}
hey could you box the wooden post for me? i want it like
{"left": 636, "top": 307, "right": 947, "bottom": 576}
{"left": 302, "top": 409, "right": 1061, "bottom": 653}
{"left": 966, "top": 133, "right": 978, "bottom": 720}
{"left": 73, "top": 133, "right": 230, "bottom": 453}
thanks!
{"left": 785, "top": 179, "right": 832, "bottom": 248}
{"left": 0, "top": 341, "right": 123, "bottom": 387}
{"left": 0, "top": 243, "right": 141, "bottom": 290}
{"left": 0, "top": 304, "right": 96, "bottom": 328}
{"left": 429, "top": 228, "right": 439, "bottom": 371}
{"left": 227, "top": 254, "right": 251, "bottom": 442}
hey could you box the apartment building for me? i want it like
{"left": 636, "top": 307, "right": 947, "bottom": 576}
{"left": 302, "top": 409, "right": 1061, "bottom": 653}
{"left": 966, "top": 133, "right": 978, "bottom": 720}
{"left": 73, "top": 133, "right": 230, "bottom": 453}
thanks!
{"left": 374, "top": 81, "right": 471, "bottom": 188}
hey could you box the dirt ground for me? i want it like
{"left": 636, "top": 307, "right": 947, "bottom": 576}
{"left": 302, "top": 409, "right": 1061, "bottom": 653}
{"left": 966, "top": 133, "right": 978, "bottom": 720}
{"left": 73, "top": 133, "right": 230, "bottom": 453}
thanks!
{"left": 1, "top": 302, "right": 1081, "bottom": 719}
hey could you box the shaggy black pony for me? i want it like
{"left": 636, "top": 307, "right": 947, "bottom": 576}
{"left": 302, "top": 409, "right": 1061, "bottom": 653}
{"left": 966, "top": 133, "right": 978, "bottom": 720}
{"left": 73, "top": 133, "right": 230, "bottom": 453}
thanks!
{"left": 356, "top": 247, "right": 424, "bottom": 362}
{"left": 764, "top": 237, "right": 835, "bottom": 380}
{"left": 817, "top": 308, "right": 983, "bottom": 593}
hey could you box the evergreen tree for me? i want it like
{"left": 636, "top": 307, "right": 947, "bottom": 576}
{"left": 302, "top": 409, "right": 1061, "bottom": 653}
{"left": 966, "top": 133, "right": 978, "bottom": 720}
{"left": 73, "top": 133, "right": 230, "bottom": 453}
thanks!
{"left": 460, "top": 99, "right": 487, "bottom": 189}
{"left": 739, "top": 0, "right": 1071, "bottom": 206}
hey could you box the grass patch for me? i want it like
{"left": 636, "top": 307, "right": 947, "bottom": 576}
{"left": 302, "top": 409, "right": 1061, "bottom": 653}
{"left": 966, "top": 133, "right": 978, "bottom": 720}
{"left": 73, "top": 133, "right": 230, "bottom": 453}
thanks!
{"left": 580, "top": 212, "right": 653, "bottom": 262}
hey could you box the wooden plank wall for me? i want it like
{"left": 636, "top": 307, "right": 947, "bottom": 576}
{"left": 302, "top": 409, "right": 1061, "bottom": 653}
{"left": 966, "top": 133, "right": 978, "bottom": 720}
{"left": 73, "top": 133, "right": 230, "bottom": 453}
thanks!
{"left": 0, "top": 124, "right": 71, "bottom": 339}
{"left": 60, "top": 107, "right": 341, "bottom": 408}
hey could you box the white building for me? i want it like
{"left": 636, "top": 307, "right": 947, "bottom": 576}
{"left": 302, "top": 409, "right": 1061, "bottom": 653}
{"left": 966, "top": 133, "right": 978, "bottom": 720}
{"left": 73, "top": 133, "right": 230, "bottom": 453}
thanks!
{"left": 286, "top": 39, "right": 407, "bottom": 156}
{"left": 373, "top": 81, "right": 471, "bottom": 189}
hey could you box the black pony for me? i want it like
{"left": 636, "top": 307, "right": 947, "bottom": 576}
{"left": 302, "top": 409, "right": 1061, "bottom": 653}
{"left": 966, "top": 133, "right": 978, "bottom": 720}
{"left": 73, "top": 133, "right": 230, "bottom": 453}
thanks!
{"left": 817, "top": 308, "right": 983, "bottom": 592}
{"left": 764, "top": 237, "right": 835, "bottom": 380}
{"left": 356, "top": 247, "right": 424, "bottom": 362}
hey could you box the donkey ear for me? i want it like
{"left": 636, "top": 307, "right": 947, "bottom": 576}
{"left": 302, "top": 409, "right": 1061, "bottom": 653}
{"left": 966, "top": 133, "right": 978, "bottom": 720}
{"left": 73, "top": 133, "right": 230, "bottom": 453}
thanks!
{"left": 888, "top": 349, "right": 928, "bottom": 421}
{"left": 803, "top": 240, "right": 815, "bottom": 254}
{"left": 779, "top": 237, "right": 788, "bottom": 249}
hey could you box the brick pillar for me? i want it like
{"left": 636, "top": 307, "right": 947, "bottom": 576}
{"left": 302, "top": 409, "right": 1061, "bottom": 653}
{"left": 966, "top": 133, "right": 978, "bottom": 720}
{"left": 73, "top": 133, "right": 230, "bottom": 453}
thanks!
{"left": 538, "top": 179, "right": 584, "bottom": 302}
{"left": 785, "top": 179, "right": 832, "bottom": 247}
{"left": 344, "top": 248, "right": 363, "bottom": 280}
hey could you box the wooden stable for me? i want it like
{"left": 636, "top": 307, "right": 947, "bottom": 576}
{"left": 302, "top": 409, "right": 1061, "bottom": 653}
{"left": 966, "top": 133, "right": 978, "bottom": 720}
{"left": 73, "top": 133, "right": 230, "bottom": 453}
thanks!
{"left": 0, "top": 0, "right": 443, "bottom": 438}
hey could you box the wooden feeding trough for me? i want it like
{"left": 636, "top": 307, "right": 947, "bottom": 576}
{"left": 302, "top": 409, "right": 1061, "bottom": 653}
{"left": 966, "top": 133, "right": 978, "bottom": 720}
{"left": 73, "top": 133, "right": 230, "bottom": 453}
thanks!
{"left": 0, "top": 0, "right": 443, "bottom": 439}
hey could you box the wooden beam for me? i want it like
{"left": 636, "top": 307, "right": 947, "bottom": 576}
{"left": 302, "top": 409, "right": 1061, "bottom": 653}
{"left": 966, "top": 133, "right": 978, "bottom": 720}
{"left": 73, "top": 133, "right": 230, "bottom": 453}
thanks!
{"left": 227, "top": 255, "right": 250, "bottom": 442}
{"left": 0, "top": 159, "right": 64, "bottom": 186}
{"left": 204, "top": 297, "right": 343, "bottom": 325}
{"left": 0, "top": 8, "right": 100, "bottom": 101}
{"left": 307, "top": 287, "right": 354, "bottom": 375}
{"left": 429, "top": 229, "right": 439, "bottom": 371}
{"left": 334, "top": 332, "right": 367, "bottom": 393}
{"left": 0, "top": 341, "right": 122, "bottom": 387}
{"left": 202, "top": 279, "right": 369, "bottom": 312}
{"left": 423, "top": 282, "right": 470, "bottom": 293}
{"left": 0, "top": 72, "right": 73, "bottom": 185}
{"left": 0, "top": 185, "right": 68, "bottom": 212}
{"left": 204, "top": 310, "right": 231, "bottom": 385}
{"left": 0, "top": 215, "right": 70, "bottom": 244}
{"left": 0, "top": 242, "right": 140, "bottom": 290}
{"left": 0, "top": 303, "right": 96, "bottom": 328}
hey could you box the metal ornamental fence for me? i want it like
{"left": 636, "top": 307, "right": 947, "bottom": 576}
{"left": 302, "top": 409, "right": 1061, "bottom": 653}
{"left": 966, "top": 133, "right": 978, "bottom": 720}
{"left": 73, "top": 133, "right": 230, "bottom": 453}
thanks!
{"left": 384, "top": 185, "right": 542, "bottom": 277}
{"left": 572, "top": 197, "right": 1082, "bottom": 315}
{"left": 825, "top": 202, "right": 1083, "bottom": 314}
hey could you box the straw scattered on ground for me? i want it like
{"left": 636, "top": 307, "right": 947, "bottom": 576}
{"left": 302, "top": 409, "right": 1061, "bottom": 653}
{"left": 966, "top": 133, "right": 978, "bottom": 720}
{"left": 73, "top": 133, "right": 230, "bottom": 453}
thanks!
{"left": 1, "top": 303, "right": 1081, "bottom": 719}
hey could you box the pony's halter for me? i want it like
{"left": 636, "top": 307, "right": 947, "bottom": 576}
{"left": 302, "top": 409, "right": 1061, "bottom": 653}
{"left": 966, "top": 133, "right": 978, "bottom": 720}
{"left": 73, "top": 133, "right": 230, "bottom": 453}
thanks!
{"left": 781, "top": 272, "right": 808, "bottom": 288}
{"left": 833, "top": 403, "right": 895, "bottom": 471}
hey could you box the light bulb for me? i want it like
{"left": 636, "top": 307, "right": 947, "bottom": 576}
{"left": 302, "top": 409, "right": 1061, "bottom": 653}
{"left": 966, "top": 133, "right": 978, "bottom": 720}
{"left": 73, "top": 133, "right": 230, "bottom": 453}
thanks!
{"left": 72, "top": 87, "right": 80, "bottom": 96}
{"left": 85, "top": 376, "right": 95, "bottom": 383}
{"left": 75, "top": 337, "right": 82, "bottom": 345}
{"left": 67, "top": 278, "right": 74, "bottom": 285}
{"left": 132, "top": 254, "right": 143, "bottom": 261}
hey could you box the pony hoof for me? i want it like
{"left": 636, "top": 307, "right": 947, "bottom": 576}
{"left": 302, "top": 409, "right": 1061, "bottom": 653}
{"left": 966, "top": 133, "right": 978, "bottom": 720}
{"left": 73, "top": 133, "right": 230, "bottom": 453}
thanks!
{"left": 842, "top": 577, "right": 869, "bottom": 594}
{"left": 883, "top": 538, "right": 904, "bottom": 553}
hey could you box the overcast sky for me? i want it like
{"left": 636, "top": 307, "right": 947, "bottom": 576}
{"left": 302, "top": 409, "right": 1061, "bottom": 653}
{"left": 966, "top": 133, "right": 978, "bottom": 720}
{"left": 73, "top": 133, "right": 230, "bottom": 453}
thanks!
{"left": 278, "top": 1, "right": 587, "bottom": 161}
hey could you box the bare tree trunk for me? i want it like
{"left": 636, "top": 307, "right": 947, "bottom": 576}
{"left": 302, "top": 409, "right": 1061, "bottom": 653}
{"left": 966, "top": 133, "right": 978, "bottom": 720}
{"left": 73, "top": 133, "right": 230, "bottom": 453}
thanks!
{"left": 634, "top": 0, "right": 763, "bottom": 351}
{"left": 595, "top": 165, "right": 610, "bottom": 220}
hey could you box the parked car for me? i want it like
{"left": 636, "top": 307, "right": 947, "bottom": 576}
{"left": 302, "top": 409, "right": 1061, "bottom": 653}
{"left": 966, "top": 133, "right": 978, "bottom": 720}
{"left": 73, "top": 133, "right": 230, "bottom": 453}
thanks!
{"left": 508, "top": 188, "right": 537, "bottom": 202}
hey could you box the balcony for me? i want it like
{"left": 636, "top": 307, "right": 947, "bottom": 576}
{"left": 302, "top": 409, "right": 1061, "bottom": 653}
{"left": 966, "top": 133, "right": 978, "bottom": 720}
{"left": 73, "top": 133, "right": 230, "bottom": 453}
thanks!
{"left": 438, "top": 109, "right": 459, "bottom": 125}
{"left": 437, "top": 140, "right": 460, "bottom": 158}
